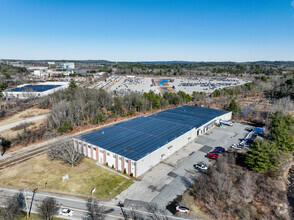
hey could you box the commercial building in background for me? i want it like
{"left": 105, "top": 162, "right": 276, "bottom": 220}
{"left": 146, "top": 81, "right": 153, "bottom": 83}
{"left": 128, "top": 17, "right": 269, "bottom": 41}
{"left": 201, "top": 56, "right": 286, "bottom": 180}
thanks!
{"left": 3, "top": 82, "right": 69, "bottom": 99}
{"left": 93, "top": 72, "right": 106, "bottom": 79}
{"left": 63, "top": 62, "right": 75, "bottom": 69}
{"left": 28, "top": 67, "right": 49, "bottom": 77}
{"left": 73, "top": 106, "right": 232, "bottom": 177}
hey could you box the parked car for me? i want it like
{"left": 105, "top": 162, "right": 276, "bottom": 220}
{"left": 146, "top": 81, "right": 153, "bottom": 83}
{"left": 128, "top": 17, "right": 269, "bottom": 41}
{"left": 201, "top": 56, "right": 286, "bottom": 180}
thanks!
{"left": 219, "top": 120, "right": 233, "bottom": 126}
{"left": 213, "top": 149, "right": 223, "bottom": 154}
{"left": 230, "top": 144, "right": 242, "bottom": 150}
{"left": 215, "top": 146, "right": 225, "bottom": 152}
{"left": 194, "top": 162, "right": 208, "bottom": 170}
{"left": 205, "top": 153, "right": 217, "bottom": 160}
{"left": 176, "top": 206, "right": 190, "bottom": 213}
{"left": 208, "top": 152, "right": 219, "bottom": 158}
{"left": 59, "top": 208, "right": 73, "bottom": 216}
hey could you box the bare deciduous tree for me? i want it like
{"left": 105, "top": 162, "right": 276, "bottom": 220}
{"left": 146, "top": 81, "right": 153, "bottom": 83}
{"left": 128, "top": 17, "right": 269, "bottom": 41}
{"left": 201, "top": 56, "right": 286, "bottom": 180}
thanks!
{"left": 270, "top": 97, "right": 294, "bottom": 114}
{"left": 240, "top": 172, "right": 254, "bottom": 202}
{"left": 125, "top": 209, "right": 145, "bottom": 220}
{"left": 84, "top": 198, "right": 105, "bottom": 220}
{"left": 37, "top": 197, "right": 59, "bottom": 220}
{"left": 146, "top": 203, "right": 169, "bottom": 220}
{"left": 0, "top": 192, "right": 25, "bottom": 220}
{"left": 48, "top": 140, "right": 84, "bottom": 167}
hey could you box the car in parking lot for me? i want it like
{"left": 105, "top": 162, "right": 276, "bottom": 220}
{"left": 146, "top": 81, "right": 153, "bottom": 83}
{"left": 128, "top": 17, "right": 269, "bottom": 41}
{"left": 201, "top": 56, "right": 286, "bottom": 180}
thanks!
{"left": 215, "top": 146, "right": 225, "bottom": 152}
{"left": 220, "top": 120, "right": 233, "bottom": 126}
{"left": 230, "top": 144, "right": 242, "bottom": 150}
{"left": 205, "top": 153, "right": 217, "bottom": 160}
{"left": 208, "top": 152, "right": 219, "bottom": 158}
{"left": 194, "top": 162, "right": 207, "bottom": 170}
{"left": 213, "top": 149, "right": 223, "bottom": 154}
{"left": 176, "top": 206, "right": 190, "bottom": 213}
{"left": 59, "top": 208, "right": 73, "bottom": 216}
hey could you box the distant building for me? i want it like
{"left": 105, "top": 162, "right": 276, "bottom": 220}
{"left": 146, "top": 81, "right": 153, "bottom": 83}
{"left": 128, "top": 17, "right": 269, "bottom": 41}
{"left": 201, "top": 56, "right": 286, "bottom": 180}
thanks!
{"left": 5, "top": 61, "right": 24, "bottom": 67}
{"left": 93, "top": 72, "right": 106, "bottom": 79}
{"left": 3, "top": 82, "right": 69, "bottom": 99}
{"left": 50, "top": 70, "right": 73, "bottom": 77}
{"left": 28, "top": 67, "right": 49, "bottom": 77}
{"left": 63, "top": 63, "right": 75, "bottom": 69}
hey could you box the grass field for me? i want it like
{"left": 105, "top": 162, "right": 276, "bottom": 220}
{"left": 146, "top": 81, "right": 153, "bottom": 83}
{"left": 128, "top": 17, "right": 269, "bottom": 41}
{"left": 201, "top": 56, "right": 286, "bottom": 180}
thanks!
{"left": 0, "top": 154, "right": 133, "bottom": 199}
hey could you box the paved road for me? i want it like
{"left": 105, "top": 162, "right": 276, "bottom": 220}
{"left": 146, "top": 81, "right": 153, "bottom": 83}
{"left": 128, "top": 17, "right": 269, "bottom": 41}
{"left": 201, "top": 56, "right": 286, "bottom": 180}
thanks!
{"left": 0, "top": 187, "right": 186, "bottom": 220}
{"left": 0, "top": 115, "right": 47, "bottom": 132}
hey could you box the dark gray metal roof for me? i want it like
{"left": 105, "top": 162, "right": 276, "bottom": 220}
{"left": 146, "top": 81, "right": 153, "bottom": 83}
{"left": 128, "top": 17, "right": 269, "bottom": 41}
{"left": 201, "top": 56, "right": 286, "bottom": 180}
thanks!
{"left": 79, "top": 105, "right": 229, "bottom": 161}
{"left": 7, "top": 84, "right": 61, "bottom": 92}
{"left": 149, "top": 105, "right": 228, "bottom": 128}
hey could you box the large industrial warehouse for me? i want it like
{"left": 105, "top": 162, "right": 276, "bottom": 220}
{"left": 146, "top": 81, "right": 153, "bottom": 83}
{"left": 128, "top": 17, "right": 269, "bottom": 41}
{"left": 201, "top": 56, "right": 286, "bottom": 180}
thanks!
{"left": 73, "top": 105, "right": 232, "bottom": 177}
{"left": 3, "top": 82, "right": 69, "bottom": 99}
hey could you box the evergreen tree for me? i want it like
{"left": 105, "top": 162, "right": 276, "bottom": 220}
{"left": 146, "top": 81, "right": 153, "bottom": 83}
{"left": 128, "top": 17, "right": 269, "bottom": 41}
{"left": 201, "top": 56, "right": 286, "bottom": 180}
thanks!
{"left": 268, "top": 112, "right": 294, "bottom": 152}
{"left": 246, "top": 139, "right": 282, "bottom": 175}
{"left": 69, "top": 79, "right": 77, "bottom": 90}
{"left": 227, "top": 99, "right": 241, "bottom": 114}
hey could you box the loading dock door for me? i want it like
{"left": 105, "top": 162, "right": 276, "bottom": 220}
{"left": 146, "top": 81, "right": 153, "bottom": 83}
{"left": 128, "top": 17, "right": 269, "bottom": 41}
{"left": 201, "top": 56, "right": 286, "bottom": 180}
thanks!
{"left": 93, "top": 148, "right": 97, "bottom": 160}
{"left": 118, "top": 157, "right": 122, "bottom": 171}
{"left": 88, "top": 146, "right": 92, "bottom": 158}
{"left": 78, "top": 144, "right": 82, "bottom": 154}
{"left": 83, "top": 144, "right": 86, "bottom": 156}
{"left": 131, "top": 163, "right": 135, "bottom": 174}
{"left": 99, "top": 150, "right": 103, "bottom": 163}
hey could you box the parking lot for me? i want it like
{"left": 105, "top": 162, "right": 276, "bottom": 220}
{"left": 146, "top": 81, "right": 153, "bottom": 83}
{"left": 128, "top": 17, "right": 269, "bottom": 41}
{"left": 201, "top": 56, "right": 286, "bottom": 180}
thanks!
{"left": 112, "top": 122, "right": 254, "bottom": 218}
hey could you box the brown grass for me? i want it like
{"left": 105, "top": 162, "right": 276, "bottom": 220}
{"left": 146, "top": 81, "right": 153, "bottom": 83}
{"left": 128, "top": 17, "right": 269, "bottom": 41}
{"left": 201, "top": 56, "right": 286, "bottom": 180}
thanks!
{"left": 0, "top": 119, "right": 45, "bottom": 140}
{"left": 0, "top": 107, "right": 49, "bottom": 127}
{"left": 0, "top": 154, "right": 133, "bottom": 199}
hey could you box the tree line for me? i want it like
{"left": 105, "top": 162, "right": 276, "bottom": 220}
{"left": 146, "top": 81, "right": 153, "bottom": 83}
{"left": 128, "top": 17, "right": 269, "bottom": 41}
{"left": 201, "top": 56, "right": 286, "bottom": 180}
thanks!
{"left": 40, "top": 84, "right": 192, "bottom": 133}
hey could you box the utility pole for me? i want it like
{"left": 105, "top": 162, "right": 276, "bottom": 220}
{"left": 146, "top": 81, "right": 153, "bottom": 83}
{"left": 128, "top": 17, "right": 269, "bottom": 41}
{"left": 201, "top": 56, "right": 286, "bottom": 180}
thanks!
{"left": 118, "top": 201, "right": 127, "bottom": 220}
{"left": 24, "top": 189, "right": 29, "bottom": 218}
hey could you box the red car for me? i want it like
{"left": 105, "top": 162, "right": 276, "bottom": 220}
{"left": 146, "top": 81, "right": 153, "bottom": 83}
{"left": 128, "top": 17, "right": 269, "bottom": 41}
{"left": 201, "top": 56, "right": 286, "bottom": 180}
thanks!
{"left": 205, "top": 153, "right": 217, "bottom": 160}
{"left": 207, "top": 152, "right": 219, "bottom": 158}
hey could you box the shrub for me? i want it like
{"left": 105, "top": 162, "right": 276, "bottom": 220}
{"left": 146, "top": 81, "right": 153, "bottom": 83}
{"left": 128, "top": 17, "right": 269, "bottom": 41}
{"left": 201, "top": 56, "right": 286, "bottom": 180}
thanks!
{"left": 130, "top": 173, "right": 133, "bottom": 177}
{"left": 124, "top": 168, "right": 126, "bottom": 174}
{"left": 106, "top": 162, "right": 108, "bottom": 166}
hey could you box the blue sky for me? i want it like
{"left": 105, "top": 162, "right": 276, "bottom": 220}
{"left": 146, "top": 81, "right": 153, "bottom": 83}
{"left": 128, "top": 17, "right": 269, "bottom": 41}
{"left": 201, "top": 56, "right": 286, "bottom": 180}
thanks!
{"left": 0, "top": 0, "right": 294, "bottom": 61}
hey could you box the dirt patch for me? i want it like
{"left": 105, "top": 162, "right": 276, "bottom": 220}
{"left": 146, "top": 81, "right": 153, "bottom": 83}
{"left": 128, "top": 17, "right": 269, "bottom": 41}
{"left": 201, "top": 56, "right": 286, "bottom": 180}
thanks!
{"left": 0, "top": 107, "right": 49, "bottom": 127}
{"left": 0, "top": 119, "right": 45, "bottom": 140}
